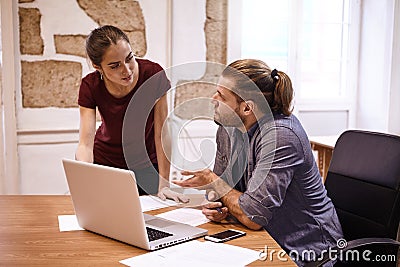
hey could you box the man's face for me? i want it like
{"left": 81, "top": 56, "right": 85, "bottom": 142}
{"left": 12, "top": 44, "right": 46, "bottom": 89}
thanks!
{"left": 212, "top": 76, "right": 244, "bottom": 127}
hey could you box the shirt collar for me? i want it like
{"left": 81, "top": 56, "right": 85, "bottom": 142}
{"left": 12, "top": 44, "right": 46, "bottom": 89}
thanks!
{"left": 247, "top": 113, "right": 272, "bottom": 138}
{"left": 247, "top": 120, "right": 259, "bottom": 139}
{"left": 231, "top": 114, "right": 272, "bottom": 140}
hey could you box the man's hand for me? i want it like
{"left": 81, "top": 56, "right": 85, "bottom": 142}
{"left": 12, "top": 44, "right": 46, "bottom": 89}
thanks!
{"left": 172, "top": 169, "right": 218, "bottom": 189}
{"left": 202, "top": 201, "right": 228, "bottom": 222}
{"left": 157, "top": 187, "right": 190, "bottom": 203}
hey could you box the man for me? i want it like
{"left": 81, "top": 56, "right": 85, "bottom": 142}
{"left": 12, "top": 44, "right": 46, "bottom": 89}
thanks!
{"left": 173, "top": 59, "right": 343, "bottom": 266}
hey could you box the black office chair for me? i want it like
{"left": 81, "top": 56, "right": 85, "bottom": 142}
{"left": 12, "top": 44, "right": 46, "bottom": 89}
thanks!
{"left": 306, "top": 130, "right": 400, "bottom": 267}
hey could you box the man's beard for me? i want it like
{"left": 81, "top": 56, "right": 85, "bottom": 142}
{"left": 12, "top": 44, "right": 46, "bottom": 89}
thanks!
{"left": 213, "top": 108, "right": 245, "bottom": 128}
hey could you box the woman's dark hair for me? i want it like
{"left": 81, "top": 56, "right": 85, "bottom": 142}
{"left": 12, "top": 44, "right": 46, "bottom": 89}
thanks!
{"left": 86, "top": 25, "right": 130, "bottom": 66}
{"left": 222, "top": 59, "right": 294, "bottom": 116}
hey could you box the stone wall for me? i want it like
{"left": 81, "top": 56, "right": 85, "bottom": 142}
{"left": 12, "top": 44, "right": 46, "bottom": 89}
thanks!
{"left": 77, "top": 0, "right": 147, "bottom": 57}
{"left": 17, "top": 0, "right": 227, "bottom": 112}
{"left": 18, "top": 0, "right": 147, "bottom": 108}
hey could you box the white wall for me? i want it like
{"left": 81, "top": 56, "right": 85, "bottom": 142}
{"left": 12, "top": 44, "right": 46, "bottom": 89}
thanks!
{"left": 351, "top": 0, "right": 400, "bottom": 135}
{"left": 388, "top": 0, "right": 400, "bottom": 134}
{"left": 139, "top": 0, "right": 171, "bottom": 68}
{"left": 171, "top": 0, "right": 206, "bottom": 67}
{"left": 356, "top": 0, "right": 394, "bottom": 132}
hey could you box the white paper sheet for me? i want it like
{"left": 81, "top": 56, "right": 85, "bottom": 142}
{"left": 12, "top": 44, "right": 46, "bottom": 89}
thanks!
{"left": 119, "top": 240, "right": 260, "bottom": 267}
{"left": 155, "top": 207, "right": 210, "bottom": 226}
{"left": 139, "top": 195, "right": 178, "bottom": 212}
{"left": 57, "top": 215, "right": 84, "bottom": 231}
{"left": 57, "top": 196, "right": 178, "bottom": 232}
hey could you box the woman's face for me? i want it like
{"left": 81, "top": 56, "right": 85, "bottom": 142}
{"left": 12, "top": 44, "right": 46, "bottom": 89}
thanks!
{"left": 99, "top": 39, "right": 136, "bottom": 87}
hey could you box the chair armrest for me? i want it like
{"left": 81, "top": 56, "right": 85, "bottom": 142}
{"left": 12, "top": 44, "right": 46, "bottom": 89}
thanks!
{"left": 304, "top": 238, "right": 400, "bottom": 267}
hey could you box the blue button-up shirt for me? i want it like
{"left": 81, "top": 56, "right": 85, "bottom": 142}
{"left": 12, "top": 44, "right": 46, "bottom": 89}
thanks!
{"left": 213, "top": 113, "right": 343, "bottom": 266}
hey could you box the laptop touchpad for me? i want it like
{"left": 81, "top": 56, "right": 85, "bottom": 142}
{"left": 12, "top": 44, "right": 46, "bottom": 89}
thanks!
{"left": 146, "top": 218, "right": 176, "bottom": 228}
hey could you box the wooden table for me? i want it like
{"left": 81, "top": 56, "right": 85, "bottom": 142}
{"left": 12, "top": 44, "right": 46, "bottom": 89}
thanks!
{"left": 0, "top": 195, "right": 295, "bottom": 266}
{"left": 310, "top": 135, "right": 338, "bottom": 182}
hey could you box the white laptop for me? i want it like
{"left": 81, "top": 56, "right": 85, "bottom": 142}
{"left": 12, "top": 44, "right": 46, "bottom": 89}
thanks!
{"left": 62, "top": 158, "right": 207, "bottom": 250}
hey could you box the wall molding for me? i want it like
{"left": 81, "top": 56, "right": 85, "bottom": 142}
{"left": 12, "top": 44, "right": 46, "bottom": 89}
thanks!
{"left": 17, "top": 129, "right": 79, "bottom": 146}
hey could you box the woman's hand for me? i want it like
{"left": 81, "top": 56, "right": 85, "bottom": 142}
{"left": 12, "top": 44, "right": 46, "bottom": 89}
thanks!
{"left": 157, "top": 187, "right": 190, "bottom": 203}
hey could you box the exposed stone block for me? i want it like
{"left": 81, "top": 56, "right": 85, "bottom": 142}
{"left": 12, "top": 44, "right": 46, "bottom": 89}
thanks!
{"left": 206, "top": 0, "right": 227, "bottom": 21}
{"left": 54, "top": 34, "right": 87, "bottom": 58}
{"left": 21, "top": 60, "right": 82, "bottom": 108}
{"left": 126, "top": 31, "right": 146, "bottom": 57}
{"left": 19, "top": 7, "right": 44, "bottom": 55}
{"left": 173, "top": 81, "right": 216, "bottom": 120}
{"left": 205, "top": 0, "right": 227, "bottom": 64}
{"left": 205, "top": 20, "right": 227, "bottom": 64}
{"left": 77, "top": 0, "right": 147, "bottom": 57}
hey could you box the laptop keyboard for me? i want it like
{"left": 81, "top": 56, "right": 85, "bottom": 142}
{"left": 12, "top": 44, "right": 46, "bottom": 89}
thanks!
{"left": 146, "top": 227, "right": 173, "bottom": 242}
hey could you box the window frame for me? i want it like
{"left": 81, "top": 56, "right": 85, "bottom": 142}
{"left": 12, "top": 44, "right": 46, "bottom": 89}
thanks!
{"left": 227, "top": 0, "right": 361, "bottom": 129}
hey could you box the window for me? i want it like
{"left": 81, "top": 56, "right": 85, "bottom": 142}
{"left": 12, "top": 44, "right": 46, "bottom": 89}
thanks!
{"left": 239, "top": 0, "right": 358, "bottom": 100}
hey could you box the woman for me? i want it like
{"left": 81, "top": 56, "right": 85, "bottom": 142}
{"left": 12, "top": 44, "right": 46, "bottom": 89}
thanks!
{"left": 76, "top": 25, "right": 187, "bottom": 202}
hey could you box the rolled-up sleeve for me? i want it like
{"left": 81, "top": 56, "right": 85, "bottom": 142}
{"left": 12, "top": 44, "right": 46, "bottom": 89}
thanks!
{"left": 238, "top": 127, "right": 304, "bottom": 227}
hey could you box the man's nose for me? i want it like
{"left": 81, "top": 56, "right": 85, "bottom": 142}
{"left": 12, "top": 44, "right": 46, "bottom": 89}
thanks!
{"left": 211, "top": 97, "right": 218, "bottom": 106}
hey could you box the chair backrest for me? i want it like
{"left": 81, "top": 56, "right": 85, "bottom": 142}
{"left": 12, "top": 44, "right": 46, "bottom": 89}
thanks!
{"left": 325, "top": 130, "right": 400, "bottom": 241}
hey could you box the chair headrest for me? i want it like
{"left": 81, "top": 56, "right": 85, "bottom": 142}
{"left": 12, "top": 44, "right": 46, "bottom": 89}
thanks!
{"left": 328, "top": 130, "right": 400, "bottom": 189}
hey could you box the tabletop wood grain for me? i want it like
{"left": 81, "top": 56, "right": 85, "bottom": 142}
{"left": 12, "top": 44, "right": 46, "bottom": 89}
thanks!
{"left": 0, "top": 195, "right": 296, "bottom": 266}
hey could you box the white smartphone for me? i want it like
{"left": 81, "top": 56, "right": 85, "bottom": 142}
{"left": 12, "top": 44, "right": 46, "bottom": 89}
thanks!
{"left": 204, "top": 229, "right": 246, "bottom": 243}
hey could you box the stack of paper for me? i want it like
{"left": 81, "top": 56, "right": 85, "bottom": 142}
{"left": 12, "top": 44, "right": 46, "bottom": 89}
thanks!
{"left": 58, "top": 215, "right": 83, "bottom": 231}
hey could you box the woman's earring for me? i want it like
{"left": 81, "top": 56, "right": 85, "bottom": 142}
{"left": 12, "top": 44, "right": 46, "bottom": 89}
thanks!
{"left": 100, "top": 72, "right": 103, "bottom": 80}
